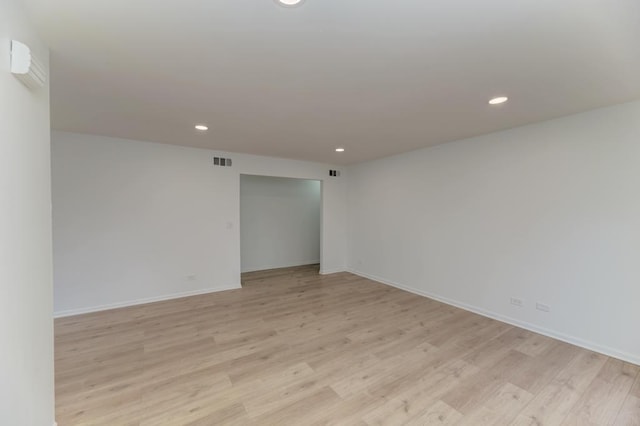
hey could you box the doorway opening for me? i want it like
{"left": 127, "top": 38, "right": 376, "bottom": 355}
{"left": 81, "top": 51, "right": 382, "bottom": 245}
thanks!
{"left": 239, "top": 174, "right": 322, "bottom": 286}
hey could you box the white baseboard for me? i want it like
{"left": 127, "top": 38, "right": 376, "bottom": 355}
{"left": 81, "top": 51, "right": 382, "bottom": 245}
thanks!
{"left": 319, "top": 268, "right": 346, "bottom": 275}
{"left": 53, "top": 284, "right": 241, "bottom": 318}
{"left": 347, "top": 268, "right": 640, "bottom": 366}
{"left": 241, "top": 260, "right": 321, "bottom": 274}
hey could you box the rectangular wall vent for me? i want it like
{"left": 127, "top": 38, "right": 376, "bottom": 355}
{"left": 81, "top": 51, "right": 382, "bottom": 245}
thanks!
{"left": 329, "top": 170, "right": 340, "bottom": 177}
{"left": 213, "top": 157, "right": 233, "bottom": 167}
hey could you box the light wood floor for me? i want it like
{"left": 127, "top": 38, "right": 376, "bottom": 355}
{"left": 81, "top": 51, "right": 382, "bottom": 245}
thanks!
{"left": 55, "top": 265, "right": 640, "bottom": 425}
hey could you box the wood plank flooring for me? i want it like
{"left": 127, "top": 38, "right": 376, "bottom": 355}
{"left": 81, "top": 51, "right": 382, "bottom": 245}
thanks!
{"left": 55, "top": 265, "right": 640, "bottom": 425}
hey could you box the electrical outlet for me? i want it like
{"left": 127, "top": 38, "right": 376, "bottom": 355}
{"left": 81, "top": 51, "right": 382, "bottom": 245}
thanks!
{"left": 510, "top": 297, "right": 524, "bottom": 307}
{"left": 536, "top": 302, "right": 550, "bottom": 312}
{"left": 186, "top": 275, "right": 197, "bottom": 281}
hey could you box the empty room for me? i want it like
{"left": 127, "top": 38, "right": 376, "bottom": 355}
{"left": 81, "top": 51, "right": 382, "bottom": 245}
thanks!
{"left": 2, "top": 0, "right": 640, "bottom": 425}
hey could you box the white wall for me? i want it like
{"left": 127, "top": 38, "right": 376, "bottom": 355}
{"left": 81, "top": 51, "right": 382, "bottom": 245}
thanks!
{"left": 0, "top": 2, "right": 55, "bottom": 425}
{"left": 240, "top": 175, "right": 321, "bottom": 273}
{"left": 51, "top": 132, "right": 346, "bottom": 316}
{"left": 348, "top": 100, "right": 640, "bottom": 365}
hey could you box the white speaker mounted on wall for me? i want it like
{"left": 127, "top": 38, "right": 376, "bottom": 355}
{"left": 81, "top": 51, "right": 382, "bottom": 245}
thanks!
{"left": 10, "top": 40, "right": 46, "bottom": 90}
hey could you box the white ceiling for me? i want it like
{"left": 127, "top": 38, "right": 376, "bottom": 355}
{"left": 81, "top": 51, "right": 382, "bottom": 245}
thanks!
{"left": 26, "top": 0, "right": 640, "bottom": 165}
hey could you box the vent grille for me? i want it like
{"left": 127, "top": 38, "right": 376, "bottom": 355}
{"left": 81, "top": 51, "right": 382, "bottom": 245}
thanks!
{"left": 213, "top": 157, "right": 233, "bottom": 167}
{"left": 329, "top": 170, "right": 340, "bottom": 177}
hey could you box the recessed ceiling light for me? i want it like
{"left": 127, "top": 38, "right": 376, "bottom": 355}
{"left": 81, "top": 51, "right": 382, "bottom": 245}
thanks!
{"left": 195, "top": 124, "right": 208, "bottom": 131}
{"left": 275, "top": 0, "right": 304, "bottom": 7}
{"left": 335, "top": 148, "right": 345, "bottom": 152}
{"left": 488, "top": 96, "right": 508, "bottom": 105}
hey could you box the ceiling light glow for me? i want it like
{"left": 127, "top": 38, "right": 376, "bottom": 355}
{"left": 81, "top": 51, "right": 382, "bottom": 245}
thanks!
{"left": 335, "top": 148, "right": 345, "bottom": 152}
{"left": 275, "top": 0, "right": 304, "bottom": 7}
{"left": 488, "top": 96, "right": 508, "bottom": 105}
{"left": 195, "top": 124, "right": 208, "bottom": 131}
